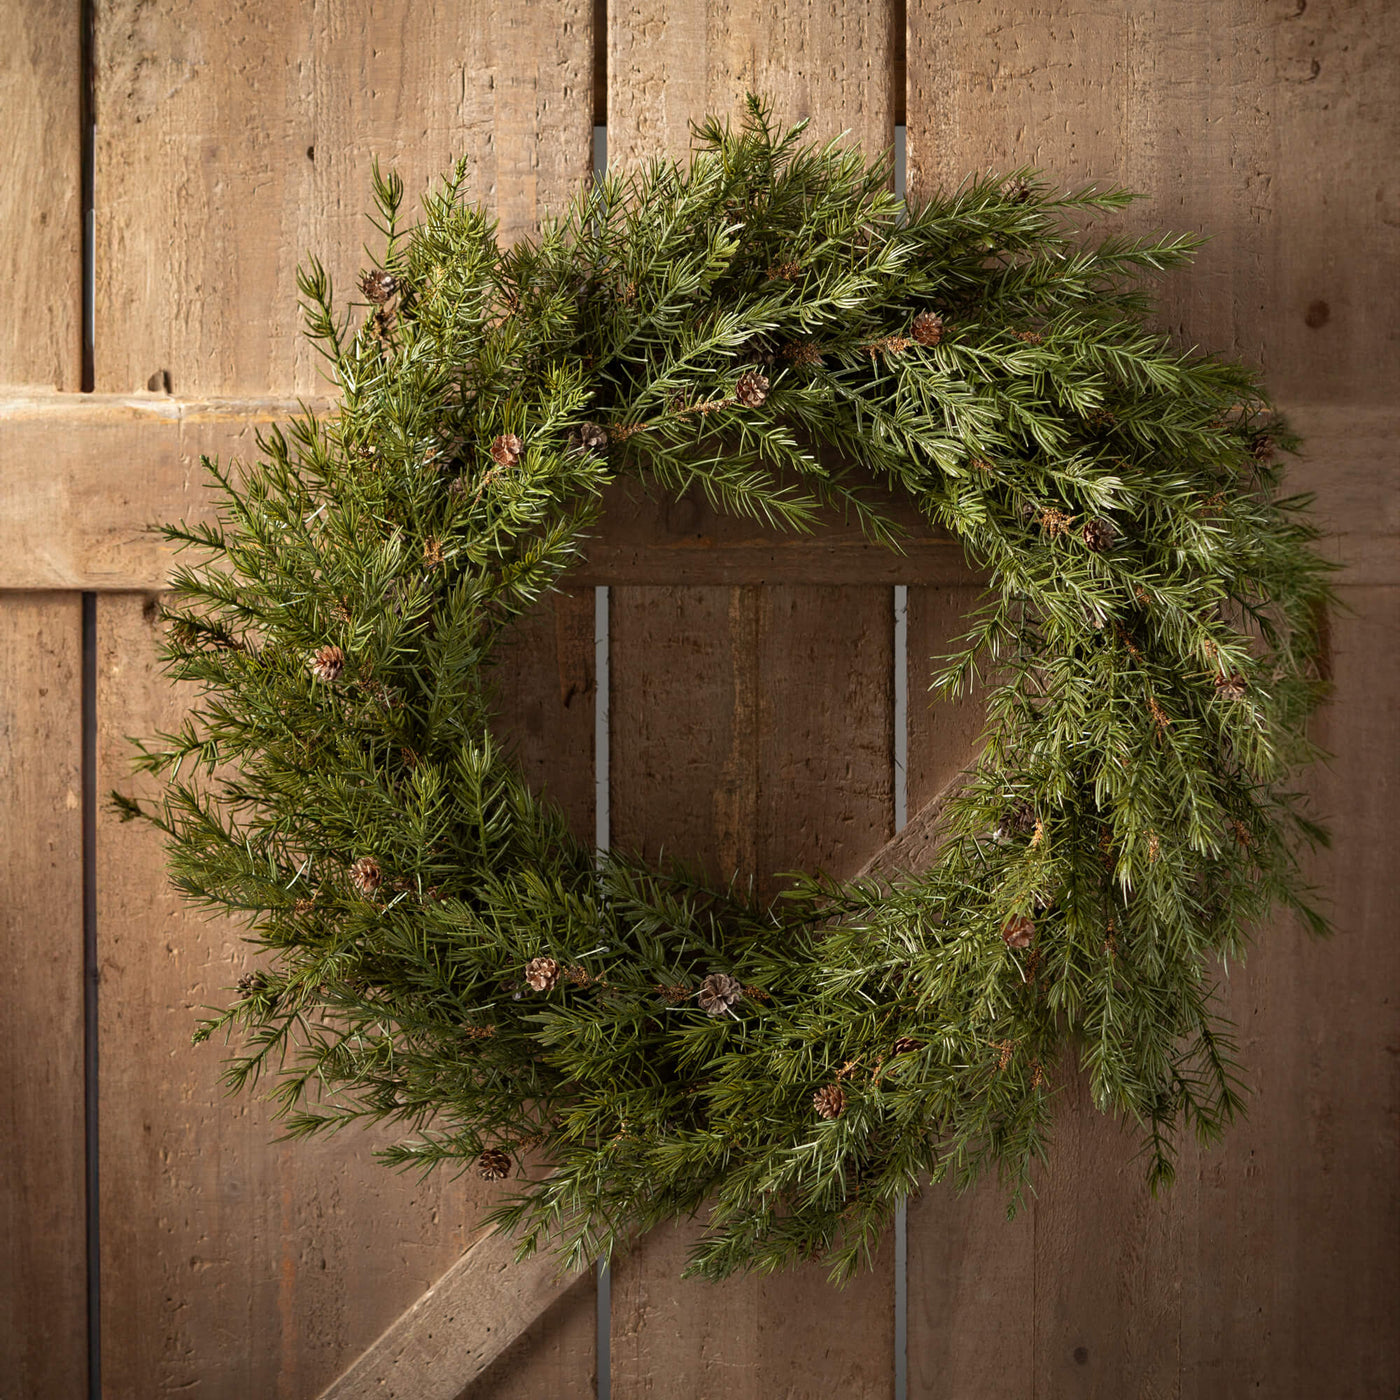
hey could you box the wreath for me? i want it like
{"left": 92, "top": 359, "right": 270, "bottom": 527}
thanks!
{"left": 120, "top": 98, "right": 1333, "bottom": 1283}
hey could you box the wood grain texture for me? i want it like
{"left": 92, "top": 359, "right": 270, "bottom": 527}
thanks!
{"left": 97, "top": 592, "right": 475, "bottom": 1398}
{"left": 0, "top": 7, "right": 87, "bottom": 1398}
{"left": 1180, "top": 583, "right": 1399, "bottom": 1398}
{"left": 316, "top": 1225, "right": 593, "bottom": 1400}
{"left": 606, "top": 14, "right": 894, "bottom": 1393}
{"left": 907, "top": 0, "right": 1400, "bottom": 406}
{"left": 907, "top": 4, "right": 1400, "bottom": 1394}
{"left": 0, "top": 1, "right": 81, "bottom": 389}
{"left": 93, "top": 0, "right": 593, "bottom": 397}
{"left": 0, "top": 393, "right": 978, "bottom": 592}
{"left": 608, "top": 0, "right": 895, "bottom": 170}
{"left": 609, "top": 584, "right": 896, "bottom": 1399}
{"left": 0, "top": 594, "right": 86, "bottom": 1400}
{"left": 90, "top": 2, "right": 597, "bottom": 1393}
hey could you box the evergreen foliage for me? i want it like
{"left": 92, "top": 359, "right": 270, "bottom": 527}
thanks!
{"left": 118, "top": 98, "right": 1334, "bottom": 1282}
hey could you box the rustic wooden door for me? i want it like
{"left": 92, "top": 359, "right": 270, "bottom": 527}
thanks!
{"left": 2, "top": 3, "right": 1395, "bottom": 1398}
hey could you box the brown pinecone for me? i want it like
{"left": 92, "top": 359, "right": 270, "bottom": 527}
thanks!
{"left": 237, "top": 971, "right": 269, "bottom": 997}
{"left": 911, "top": 311, "right": 945, "bottom": 346}
{"left": 1005, "top": 176, "right": 1033, "bottom": 203}
{"left": 1039, "top": 508, "right": 1075, "bottom": 538}
{"left": 891, "top": 1036, "right": 924, "bottom": 1057}
{"left": 783, "top": 339, "right": 824, "bottom": 367}
{"left": 1215, "top": 671, "right": 1248, "bottom": 701}
{"left": 1001, "top": 913, "right": 1035, "bottom": 949}
{"left": 568, "top": 421, "right": 609, "bottom": 454}
{"left": 524, "top": 956, "right": 561, "bottom": 992}
{"left": 734, "top": 369, "right": 770, "bottom": 407}
{"left": 697, "top": 971, "right": 743, "bottom": 1017}
{"left": 349, "top": 855, "right": 382, "bottom": 896}
{"left": 1250, "top": 431, "right": 1275, "bottom": 464}
{"left": 423, "top": 537, "right": 444, "bottom": 570}
{"left": 309, "top": 644, "right": 345, "bottom": 683}
{"left": 1082, "top": 516, "right": 1117, "bottom": 553}
{"left": 993, "top": 799, "right": 1037, "bottom": 844}
{"left": 489, "top": 433, "right": 523, "bottom": 467}
{"left": 813, "top": 1083, "right": 846, "bottom": 1119}
{"left": 358, "top": 269, "right": 399, "bottom": 303}
{"left": 477, "top": 1147, "right": 513, "bottom": 1181}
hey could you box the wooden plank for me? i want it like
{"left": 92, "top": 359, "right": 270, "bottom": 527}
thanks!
{"left": 0, "top": 393, "right": 974, "bottom": 591}
{"left": 1181, "top": 583, "right": 1399, "bottom": 1398}
{"left": 907, "top": 0, "right": 1400, "bottom": 408}
{"left": 316, "top": 1227, "right": 593, "bottom": 1400}
{"left": 0, "top": 1, "right": 81, "bottom": 390}
{"left": 91, "top": 1, "right": 597, "bottom": 1394}
{"left": 899, "top": 581, "right": 1042, "bottom": 1400}
{"left": 906, "top": 3, "right": 1400, "bottom": 1394}
{"left": 0, "top": 594, "right": 86, "bottom": 1400}
{"left": 93, "top": 0, "right": 594, "bottom": 398}
{"left": 0, "top": 5, "right": 87, "bottom": 1396}
{"left": 608, "top": 16, "right": 899, "bottom": 1393}
{"left": 608, "top": 585, "right": 897, "bottom": 1398}
{"left": 608, "top": 0, "right": 896, "bottom": 170}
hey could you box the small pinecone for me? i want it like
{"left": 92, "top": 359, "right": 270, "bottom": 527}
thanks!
{"left": 993, "top": 799, "right": 1037, "bottom": 844}
{"left": 813, "top": 1083, "right": 847, "bottom": 1120}
{"left": 422, "top": 537, "right": 444, "bottom": 570}
{"left": 891, "top": 1036, "right": 924, "bottom": 1057}
{"left": 1001, "top": 913, "right": 1035, "bottom": 949}
{"left": 1215, "top": 671, "right": 1248, "bottom": 701}
{"left": 477, "top": 1147, "right": 513, "bottom": 1181}
{"left": 349, "top": 855, "right": 382, "bottom": 896}
{"left": 1005, "top": 175, "right": 1034, "bottom": 203}
{"left": 237, "top": 971, "right": 270, "bottom": 998}
{"left": 358, "top": 268, "right": 398, "bottom": 303}
{"left": 734, "top": 369, "right": 770, "bottom": 408}
{"left": 911, "top": 311, "right": 945, "bottom": 346}
{"left": 489, "top": 433, "right": 523, "bottom": 467}
{"left": 524, "top": 956, "right": 561, "bottom": 992}
{"left": 309, "top": 644, "right": 345, "bottom": 683}
{"left": 697, "top": 971, "right": 743, "bottom": 1017}
{"left": 569, "top": 421, "right": 609, "bottom": 454}
{"left": 1039, "top": 508, "right": 1075, "bottom": 538}
{"left": 783, "top": 339, "right": 824, "bottom": 368}
{"left": 1082, "top": 517, "right": 1117, "bottom": 553}
{"left": 1250, "top": 431, "right": 1275, "bottom": 464}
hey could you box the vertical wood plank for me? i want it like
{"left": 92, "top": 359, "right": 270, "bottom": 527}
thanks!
{"left": 902, "top": 583, "right": 1042, "bottom": 1400}
{"left": 94, "top": 0, "right": 594, "bottom": 396}
{"left": 609, "top": 0, "right": 895, "bottom": 171}
{"left": 907, "top": 0, "right": 1399, "bottom": 408}
{"left": 1180, "top": 584, "right": 1400, "bottom": 1399}
{"left": 609, "top": 584, "right": 896, "bottom": 1399}
{"left": 607, "top": 12, "right": 899, "bottom": 1394}
{"left": 0, "top": 1, "right": 81, "bottom": 391}
{"left": 92, "top": 3, "right": 597, "bottom": 1394}
{"left": 0, "top": 594, "right": 86, "bottom": 1400}
{"left": 907, "top": 4, "right": 1399, "bottom": 1395}
{"left": 0, "top": 6, "right": 87, "bottom": 1397}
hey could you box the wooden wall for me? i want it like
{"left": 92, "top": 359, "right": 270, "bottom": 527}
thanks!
{"left": 1, "top": 1, "right": 1395, "bottom": 1397}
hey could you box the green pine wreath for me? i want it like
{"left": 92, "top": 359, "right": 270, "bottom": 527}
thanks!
{"left": 120, "top": 99, "right": 1333, "bottom": 1283}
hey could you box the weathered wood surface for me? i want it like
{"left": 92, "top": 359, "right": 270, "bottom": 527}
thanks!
{"left": 0, "top": 393, "right": 975, "bottom": 591}
{"left": 89, "top": 2, "right": 597, "bottom": 1395}
{"left": 608, "top": 584, "right": 898, "bottom": 1399}
{"left": 317, "top": 1227, "right": 594, "bottom": 1400}
{"left": 906, "top": 2, "right": 1400, "bottom": 1396}
{"left": 606, "top": 6, "right": 901, "bottom": 1393}
{"left": 0, "top": 1, "right": 81, "bottom": 391}
{"left": 0, "top": 595, "right": 87, "bottom": 1400}
{"left": 2, "top": 0, "right": 1396, "bottom": 1395}
{"left": 0, "top": 7, "right": 88, "bottom": 1400}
